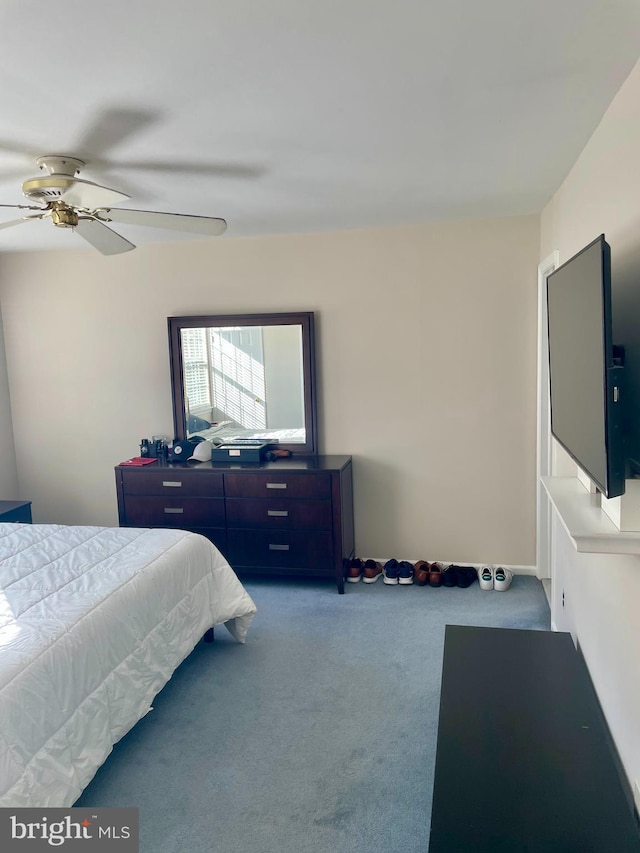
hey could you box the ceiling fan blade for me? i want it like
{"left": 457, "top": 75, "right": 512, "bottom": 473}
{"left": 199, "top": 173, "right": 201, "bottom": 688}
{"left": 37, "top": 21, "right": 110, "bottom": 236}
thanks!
{"left": 116, "top": 160, "right": 262, "bottom": 180}
{"left": 0, "top": 203, "right": 45, "bottom": 211}
{"left": 0, "top": 217, "right": 40, "bottom": 231}
{"left": 97, "top": 208, "right": 227, "bottom": 236}
{"left": 0, "top": 166, "right": 35, "bottom": 183}
{"left": 60, "top": 179, "right": 130, "bottom": 209}
{"left": 74, "top": 107, "right": 160, "bottom": 158}
{"left": 0, "top": 138, "right": 40, "bottom": 160}
{"left": 75, "top": 218, "right": 135, "bottom": 255}
{"left": 0, "top": 106, "right": 159, "bottom": 166}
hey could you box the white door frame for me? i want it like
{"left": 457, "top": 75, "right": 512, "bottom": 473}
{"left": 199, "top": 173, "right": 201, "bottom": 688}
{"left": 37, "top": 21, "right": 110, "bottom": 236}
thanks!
{"left": 536, "top": 251, "right": 559, "bottom": 579}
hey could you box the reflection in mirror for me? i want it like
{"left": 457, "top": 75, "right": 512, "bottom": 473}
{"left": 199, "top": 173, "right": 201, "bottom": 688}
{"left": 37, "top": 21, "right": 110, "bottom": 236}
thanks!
{"left": 168, "top": 312, "right": 317, "bottom": 455}
{"left": 182, "top": 324, "right": 305, "bottom": 438}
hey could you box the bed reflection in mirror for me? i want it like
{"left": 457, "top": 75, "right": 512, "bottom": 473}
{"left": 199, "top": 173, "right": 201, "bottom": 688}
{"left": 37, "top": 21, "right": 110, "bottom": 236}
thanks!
{"left": 168, "top": 312, "right": 317, "bottom": 455}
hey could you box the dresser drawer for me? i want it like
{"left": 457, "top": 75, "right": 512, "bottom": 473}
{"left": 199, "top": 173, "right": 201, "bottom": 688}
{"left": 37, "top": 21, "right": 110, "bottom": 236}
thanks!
{"left": 224, "top": 471, "right": 331, "bottom": 500}
{"left": 226, "top": 498, "right": 331, "bottom": 530}
{"left": 123, "top": 496, "right": 225, "bottom": 528}
{"left": 120, "top": 469, "right": 223, "bottom": 497}
{"left": 227, "top": 530, "right": 333, "bottom": 570}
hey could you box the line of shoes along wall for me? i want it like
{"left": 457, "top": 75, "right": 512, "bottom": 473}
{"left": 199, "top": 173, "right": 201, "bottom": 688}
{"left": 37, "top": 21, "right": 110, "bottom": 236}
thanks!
{"left": 347, "top": 559, "right": 513, "bottom": 591}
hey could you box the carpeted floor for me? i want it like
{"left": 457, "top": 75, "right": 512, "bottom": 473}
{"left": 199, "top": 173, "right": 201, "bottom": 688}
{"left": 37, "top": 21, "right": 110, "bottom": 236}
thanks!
{"left": 75, "top": 574, "right": 551, "bottom": 853}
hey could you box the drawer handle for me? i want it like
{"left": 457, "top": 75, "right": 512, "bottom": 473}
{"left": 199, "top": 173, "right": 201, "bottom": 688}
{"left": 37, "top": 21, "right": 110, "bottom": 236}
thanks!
{"left": 267, "top": 510, "right": 289, "bottom": 517}
{"left": 269, "top": 543, "right": 290, "bottom": 551}
{"left": 162, "top": 481, "right": 183, "bottom": 488}
{"left": 266, "top": 482, "right": 287, "bottom": 490}
{"left": 164, "top": 507, "right": 184, "bottom": 514}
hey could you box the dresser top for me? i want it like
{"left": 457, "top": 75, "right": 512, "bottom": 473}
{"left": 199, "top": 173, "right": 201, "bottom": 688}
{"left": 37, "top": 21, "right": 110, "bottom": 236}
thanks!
{"left": 116, "top": 454, "right": 352, "bottom": 473}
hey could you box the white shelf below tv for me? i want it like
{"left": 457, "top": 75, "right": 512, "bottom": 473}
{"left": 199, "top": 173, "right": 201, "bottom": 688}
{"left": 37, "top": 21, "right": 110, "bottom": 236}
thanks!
{"left": 541, "top": 476, "right": 640, "bottom": 555}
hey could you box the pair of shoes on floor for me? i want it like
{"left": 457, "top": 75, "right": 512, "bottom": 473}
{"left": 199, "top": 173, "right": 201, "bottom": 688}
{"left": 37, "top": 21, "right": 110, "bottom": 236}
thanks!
{"left": 412, "top": 561, "right": 478, "bottom": 588}
{"left": 417, "top": 563, "right": 477, "bottom": 589}
{"left": 346, "top": 558, "right": 383, "bottom": 583}
{"left": 443, "top": 564, "right": 478, "bottom": 588}
{"left": 478, "top": 565, "right": 513, "bottom": 591}
{"left": 383, "top": 559, "right": 414, "bottom": 585}
{"left": 414, "top": 560, "right": 444, "bottom": 587}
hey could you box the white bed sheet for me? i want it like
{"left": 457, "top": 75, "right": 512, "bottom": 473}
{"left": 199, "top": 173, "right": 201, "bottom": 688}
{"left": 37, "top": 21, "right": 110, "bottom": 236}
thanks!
{"left": 193, "top": 423, "right": 306, "bottom": 443}
{"left": 0, "top": 522, "right": 256, "bottom": 807}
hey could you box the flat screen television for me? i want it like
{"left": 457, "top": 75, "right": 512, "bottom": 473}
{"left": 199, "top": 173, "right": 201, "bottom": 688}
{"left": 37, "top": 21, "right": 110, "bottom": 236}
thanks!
{"left": 546, "top": 234, "right": 626, "bottom": 499}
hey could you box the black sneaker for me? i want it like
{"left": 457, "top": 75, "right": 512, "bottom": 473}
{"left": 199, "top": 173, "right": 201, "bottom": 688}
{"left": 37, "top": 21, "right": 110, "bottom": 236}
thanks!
{"left": 454, "top": 566, "right": 478, "bottom": 588}
{"left": 441, "top": 564, "right": 458, "bottom": 587}
{"left": 346, "top": 558, "right": 364, "bottom": 583}
{"left": 383, "top": 559, "right": 400, "bottom": 585}
{"left": 398, "top": 561, "right": 414, "bottom": 585}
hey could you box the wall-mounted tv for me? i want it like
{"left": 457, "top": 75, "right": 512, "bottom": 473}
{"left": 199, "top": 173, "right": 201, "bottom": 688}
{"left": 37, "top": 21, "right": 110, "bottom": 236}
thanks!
{"left": 546, "top": 234, "right": 626, "bottom": 499}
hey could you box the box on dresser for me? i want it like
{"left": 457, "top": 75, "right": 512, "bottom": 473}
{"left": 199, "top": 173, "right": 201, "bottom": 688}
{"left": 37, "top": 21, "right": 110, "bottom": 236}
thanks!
{"left": 210, "top": 441, "right": 272, "bottom": 463}
{"left": 115, "top": 455, "right": 354, "bottom": 593}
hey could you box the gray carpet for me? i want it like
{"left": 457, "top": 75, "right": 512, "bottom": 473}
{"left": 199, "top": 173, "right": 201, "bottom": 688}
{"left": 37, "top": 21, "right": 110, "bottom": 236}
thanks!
{"left": 75, "top": 574, "right": 551, "bottom": 852}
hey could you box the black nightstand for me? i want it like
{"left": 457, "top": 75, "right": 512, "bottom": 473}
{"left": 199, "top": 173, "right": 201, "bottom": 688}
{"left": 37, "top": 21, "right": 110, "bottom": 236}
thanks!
{"left": 0, "top": 500, "right": 32, "bottom": 523}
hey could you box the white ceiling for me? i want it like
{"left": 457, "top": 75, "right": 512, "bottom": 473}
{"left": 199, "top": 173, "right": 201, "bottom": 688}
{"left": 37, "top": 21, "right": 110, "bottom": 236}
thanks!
{"left": 0, "top": 1, "right": 639, "bottom": 254}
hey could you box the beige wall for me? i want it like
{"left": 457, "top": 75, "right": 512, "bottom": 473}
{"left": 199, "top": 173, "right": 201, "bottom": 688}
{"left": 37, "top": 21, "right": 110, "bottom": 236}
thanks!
{"left": 0, "top": 303, "right": 18, "bottom": 498}
{"left": 0, "top": 214, "right": 540, "bottom": 565}
{"left": 541, "top": 58, "right": 640, "bottom": 790}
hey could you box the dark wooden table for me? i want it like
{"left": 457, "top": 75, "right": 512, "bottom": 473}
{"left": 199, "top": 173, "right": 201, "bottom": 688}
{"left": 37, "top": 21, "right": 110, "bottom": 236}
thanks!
{"left": 429, "top": 625, "right": 640, "bottom": 852}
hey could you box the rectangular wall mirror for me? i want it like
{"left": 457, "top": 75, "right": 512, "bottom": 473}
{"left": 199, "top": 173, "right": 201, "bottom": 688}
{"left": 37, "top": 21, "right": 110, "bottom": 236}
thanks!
{"left": 168, "top": 311, "right": 318, "bottom": 455}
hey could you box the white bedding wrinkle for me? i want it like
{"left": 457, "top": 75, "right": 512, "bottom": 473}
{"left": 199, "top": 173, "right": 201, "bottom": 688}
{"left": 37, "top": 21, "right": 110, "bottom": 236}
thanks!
{"left": 0, "top": 523, "right": 256, "bottom": 807}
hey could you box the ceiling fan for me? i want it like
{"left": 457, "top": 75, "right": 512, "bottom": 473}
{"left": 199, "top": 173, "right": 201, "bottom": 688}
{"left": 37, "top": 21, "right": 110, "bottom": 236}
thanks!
{"left": 0, "top": 154, "right": 227, "bottom": 255}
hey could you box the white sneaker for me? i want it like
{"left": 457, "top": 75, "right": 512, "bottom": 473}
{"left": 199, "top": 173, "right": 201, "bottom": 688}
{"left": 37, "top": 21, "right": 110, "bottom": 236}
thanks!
{"left": 494, "top": 566, "right": 513, "bottom": 592}
{"left": 478, "top": 565, "right": 494, "bottom": 590}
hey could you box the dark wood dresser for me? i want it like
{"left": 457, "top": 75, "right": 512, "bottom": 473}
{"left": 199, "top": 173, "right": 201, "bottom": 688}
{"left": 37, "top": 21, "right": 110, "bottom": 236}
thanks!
{"left": 0, "top": 500, "right": 32, "bottom": 523}
{"left": 115, "top": 455, "right": 354, "bottom": 593}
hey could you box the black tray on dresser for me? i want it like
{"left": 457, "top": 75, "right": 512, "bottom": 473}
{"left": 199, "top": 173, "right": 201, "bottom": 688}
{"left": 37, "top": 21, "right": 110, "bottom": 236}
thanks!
{"left": 115, "top": 455, "right": 354, "bottom": 593}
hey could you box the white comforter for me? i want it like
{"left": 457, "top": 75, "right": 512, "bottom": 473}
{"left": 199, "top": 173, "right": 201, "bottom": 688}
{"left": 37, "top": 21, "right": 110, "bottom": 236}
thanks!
{"left": 0, "top": 523, "right": 256, "bottom": 807}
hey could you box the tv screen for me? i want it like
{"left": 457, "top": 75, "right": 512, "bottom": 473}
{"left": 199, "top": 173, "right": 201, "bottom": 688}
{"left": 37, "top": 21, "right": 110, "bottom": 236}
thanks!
{"left": 546, "top": 234, "right": 625, "bottom": 499}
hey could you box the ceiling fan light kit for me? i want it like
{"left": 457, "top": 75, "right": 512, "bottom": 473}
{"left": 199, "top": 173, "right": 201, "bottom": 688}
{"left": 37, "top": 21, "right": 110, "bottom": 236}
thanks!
{"left": 0, "top": 154, "right": 227, "bottom": 255}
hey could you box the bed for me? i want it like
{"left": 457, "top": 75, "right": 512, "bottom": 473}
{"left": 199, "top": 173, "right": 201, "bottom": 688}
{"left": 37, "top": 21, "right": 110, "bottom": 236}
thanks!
{"left": 0, "top": 522, "right": 256, "bottom": 807}
{"left": 192, "top": 420, "right": 307, "bottom": 444}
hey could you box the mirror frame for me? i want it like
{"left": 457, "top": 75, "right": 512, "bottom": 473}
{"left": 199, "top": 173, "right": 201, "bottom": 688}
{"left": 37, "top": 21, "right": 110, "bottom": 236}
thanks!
{"left": 168, "top": 311, "right": 318, "bottom": 456}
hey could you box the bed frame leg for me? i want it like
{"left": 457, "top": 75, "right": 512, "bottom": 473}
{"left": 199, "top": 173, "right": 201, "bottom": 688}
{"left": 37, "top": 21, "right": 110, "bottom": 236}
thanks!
{"left": 203, "top": 627, "right": 215, "bottom": 643}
